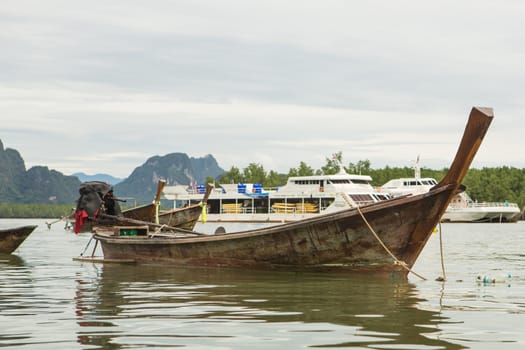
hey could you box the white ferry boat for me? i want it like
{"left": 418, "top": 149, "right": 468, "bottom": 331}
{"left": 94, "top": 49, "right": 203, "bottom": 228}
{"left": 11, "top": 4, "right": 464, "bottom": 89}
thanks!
{"left": 162, "top": 163, "right": 392, "bottom": 230}
{"left": 380, "top": 161, "right": 521, "bottom": 223}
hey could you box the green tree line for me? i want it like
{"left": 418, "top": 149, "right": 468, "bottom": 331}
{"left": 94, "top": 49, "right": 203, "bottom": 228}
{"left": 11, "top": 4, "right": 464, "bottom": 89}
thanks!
{"left": 0, "top": 203, "right": 74, "bottom": 218}
{"left": 4, "top": 155, "right": 525, "bottom": 218}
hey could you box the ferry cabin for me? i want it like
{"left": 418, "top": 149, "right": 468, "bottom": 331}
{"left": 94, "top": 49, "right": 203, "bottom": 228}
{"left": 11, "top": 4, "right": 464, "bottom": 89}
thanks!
{"left": 380, "top": 177, "right": 438, "bottom": 197}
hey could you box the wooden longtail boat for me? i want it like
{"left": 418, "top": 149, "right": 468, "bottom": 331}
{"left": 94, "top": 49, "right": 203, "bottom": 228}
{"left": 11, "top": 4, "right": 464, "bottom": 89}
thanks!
{"left": 0, "top": 225, "right": 38, "bottom": 254}
{"left": 74, "top": 181, "right": 211, "bottom": 233}
{"left": 92, "top": 107, "right": 493, "bottom": 274}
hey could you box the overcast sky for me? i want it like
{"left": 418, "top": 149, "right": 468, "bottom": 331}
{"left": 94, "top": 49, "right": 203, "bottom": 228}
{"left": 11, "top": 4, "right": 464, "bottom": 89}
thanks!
{"left": 2, "top": 1, "right": 524, "bottom": 178}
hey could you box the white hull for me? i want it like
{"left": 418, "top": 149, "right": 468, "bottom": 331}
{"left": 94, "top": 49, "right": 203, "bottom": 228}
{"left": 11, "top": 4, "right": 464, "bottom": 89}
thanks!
{"left": 442, "top": 205, "right": 520, "bottom": 223}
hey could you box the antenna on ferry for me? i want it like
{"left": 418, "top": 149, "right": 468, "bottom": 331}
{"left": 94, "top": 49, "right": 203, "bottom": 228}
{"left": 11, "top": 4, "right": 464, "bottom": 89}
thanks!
{"left": 332, "top": 154, "right": 347, "bottom": 175}
{"left": 413, "top": 155, "right": 421, "bottom": 179}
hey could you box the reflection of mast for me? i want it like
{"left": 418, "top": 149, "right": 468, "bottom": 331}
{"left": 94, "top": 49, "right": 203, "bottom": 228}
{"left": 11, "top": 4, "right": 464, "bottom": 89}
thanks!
{"left": 413, "top": 155, "right": 421, "bottom": 179}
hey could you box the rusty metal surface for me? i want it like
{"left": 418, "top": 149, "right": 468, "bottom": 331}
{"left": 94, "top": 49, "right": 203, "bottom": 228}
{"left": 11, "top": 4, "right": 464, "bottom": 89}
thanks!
{"left": 95, "top": 107, "right": 494, "bottom": 274}
{"left": 0, "top": 225, "right": 38, "bottom": 254}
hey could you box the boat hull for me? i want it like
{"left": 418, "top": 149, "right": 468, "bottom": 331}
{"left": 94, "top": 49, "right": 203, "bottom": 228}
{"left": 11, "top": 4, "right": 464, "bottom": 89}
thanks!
{"left": 96, "top": 185, "right": 453, "bottom": 274}
{"left": 0, "top": 225, "right": 38, "bottom": 254}
{"left": 442, "top": 206, "right": 521, "bottom": 223}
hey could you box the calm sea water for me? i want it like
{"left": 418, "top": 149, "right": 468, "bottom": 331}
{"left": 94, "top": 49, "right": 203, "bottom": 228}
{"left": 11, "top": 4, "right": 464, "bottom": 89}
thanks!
{"left": 1, "top": 218, "right": 524, "bottom": 349}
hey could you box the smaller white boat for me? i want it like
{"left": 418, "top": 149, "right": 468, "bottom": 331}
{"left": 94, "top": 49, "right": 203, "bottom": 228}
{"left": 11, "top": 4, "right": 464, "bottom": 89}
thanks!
{"left": 380, "top": 158, "right": 521, "bottom": 223}
{"left": 442, "top": 191, "right": 520, "bottom": 223}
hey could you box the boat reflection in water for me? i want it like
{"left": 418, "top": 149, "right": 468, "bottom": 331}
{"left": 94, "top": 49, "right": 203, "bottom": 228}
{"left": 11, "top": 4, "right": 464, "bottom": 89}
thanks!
{"left": 74, "top": 264, "right": 462, "bottom": 349}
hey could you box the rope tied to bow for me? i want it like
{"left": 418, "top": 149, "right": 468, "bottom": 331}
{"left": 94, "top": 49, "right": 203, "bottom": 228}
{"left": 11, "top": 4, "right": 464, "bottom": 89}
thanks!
{"left": 356, "top": 206, "right": 427, "bottom": 281}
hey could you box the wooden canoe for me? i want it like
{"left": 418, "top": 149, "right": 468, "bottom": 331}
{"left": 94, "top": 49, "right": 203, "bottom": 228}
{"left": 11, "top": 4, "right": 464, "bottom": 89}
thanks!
{"left": 0, "top": 225, "right": 38, "bottom": 254}
{"left": 93, "top": 107, "right": 493, "bottom": 274}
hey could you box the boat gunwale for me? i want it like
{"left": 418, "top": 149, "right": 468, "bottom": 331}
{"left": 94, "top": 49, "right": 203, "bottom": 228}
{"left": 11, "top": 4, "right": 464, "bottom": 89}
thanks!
{"left": 0, "top": 224, "right": 38, "bottom": 234}
{"left": 0, "top": 225, "right": 39, "bottom": 254}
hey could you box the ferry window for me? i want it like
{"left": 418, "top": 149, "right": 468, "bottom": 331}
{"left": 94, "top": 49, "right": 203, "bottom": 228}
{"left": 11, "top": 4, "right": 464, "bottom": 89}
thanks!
{"left": 350, "top": 194, "right": 373, "bottom": 202}
{"left": 330, "top": 180, "right": 351, "bottom": 184}
{"left": 351, "top": 180, "right": 370, "bottom": 184}
{"left": 372, "top": 194, "right": 388, "bottom": 201}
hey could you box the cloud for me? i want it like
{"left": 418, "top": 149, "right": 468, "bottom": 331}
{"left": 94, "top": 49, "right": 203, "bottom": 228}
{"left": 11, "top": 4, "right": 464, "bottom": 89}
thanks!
{"left": 1, "top": 1, "right": 524, "bottom": 177}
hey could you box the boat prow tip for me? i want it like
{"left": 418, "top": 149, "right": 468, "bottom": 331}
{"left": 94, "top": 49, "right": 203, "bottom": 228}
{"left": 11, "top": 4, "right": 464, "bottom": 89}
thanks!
{"left": 473, "top": 106, "right": 494, "bottom": 117}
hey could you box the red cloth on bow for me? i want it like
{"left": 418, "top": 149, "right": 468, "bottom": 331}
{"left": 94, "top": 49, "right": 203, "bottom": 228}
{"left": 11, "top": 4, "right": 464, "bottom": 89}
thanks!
{"left": 74, "top": 209, "right": 88, "bottom": 234}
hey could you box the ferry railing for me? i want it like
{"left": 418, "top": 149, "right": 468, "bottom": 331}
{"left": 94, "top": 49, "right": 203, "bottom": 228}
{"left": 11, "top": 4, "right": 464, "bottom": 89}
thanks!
{"left": 457, "top": 201, "right": 519, "bottom": 209}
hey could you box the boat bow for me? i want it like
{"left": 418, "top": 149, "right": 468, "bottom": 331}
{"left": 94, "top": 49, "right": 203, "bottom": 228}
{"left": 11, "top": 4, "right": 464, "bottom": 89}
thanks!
{"left": 435, "top": 107, "right": 493, "bottom": 190}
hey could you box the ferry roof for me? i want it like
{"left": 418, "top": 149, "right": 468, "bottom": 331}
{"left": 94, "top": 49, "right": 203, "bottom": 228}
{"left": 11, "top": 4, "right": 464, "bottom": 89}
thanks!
{"left": 288, "top": 173, "right": 372, "bottom": 182}
{"left": 382, "top": 177, "right": 438, "bottom": 187}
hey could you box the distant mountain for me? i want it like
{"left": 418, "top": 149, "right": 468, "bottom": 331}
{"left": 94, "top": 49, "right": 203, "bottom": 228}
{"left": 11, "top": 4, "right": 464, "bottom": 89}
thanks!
{"left": 0, "top": 140, "right": 26, "bottom": 202}
{"left": 0, "top": 139, "right": 81, "bottom": 204}
{"left": 72, "top": 172, "right": 124, "bottom": 185}
{"left": 114, "top": 153, "right": 224, "bottom": 203}
{"left": 0, "top": 138, "right": 225, "bottom": 205}
{"left": 24, "top": 166, "right": 81, "bottom": 204}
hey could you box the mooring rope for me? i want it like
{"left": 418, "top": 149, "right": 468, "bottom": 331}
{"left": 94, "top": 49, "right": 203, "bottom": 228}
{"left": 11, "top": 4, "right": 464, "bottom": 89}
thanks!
{"left": 356, "top": 206, "right": 427, "bottom": 280}
{"left": 438, "top": 222, "right": 447, "bottom": 281}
